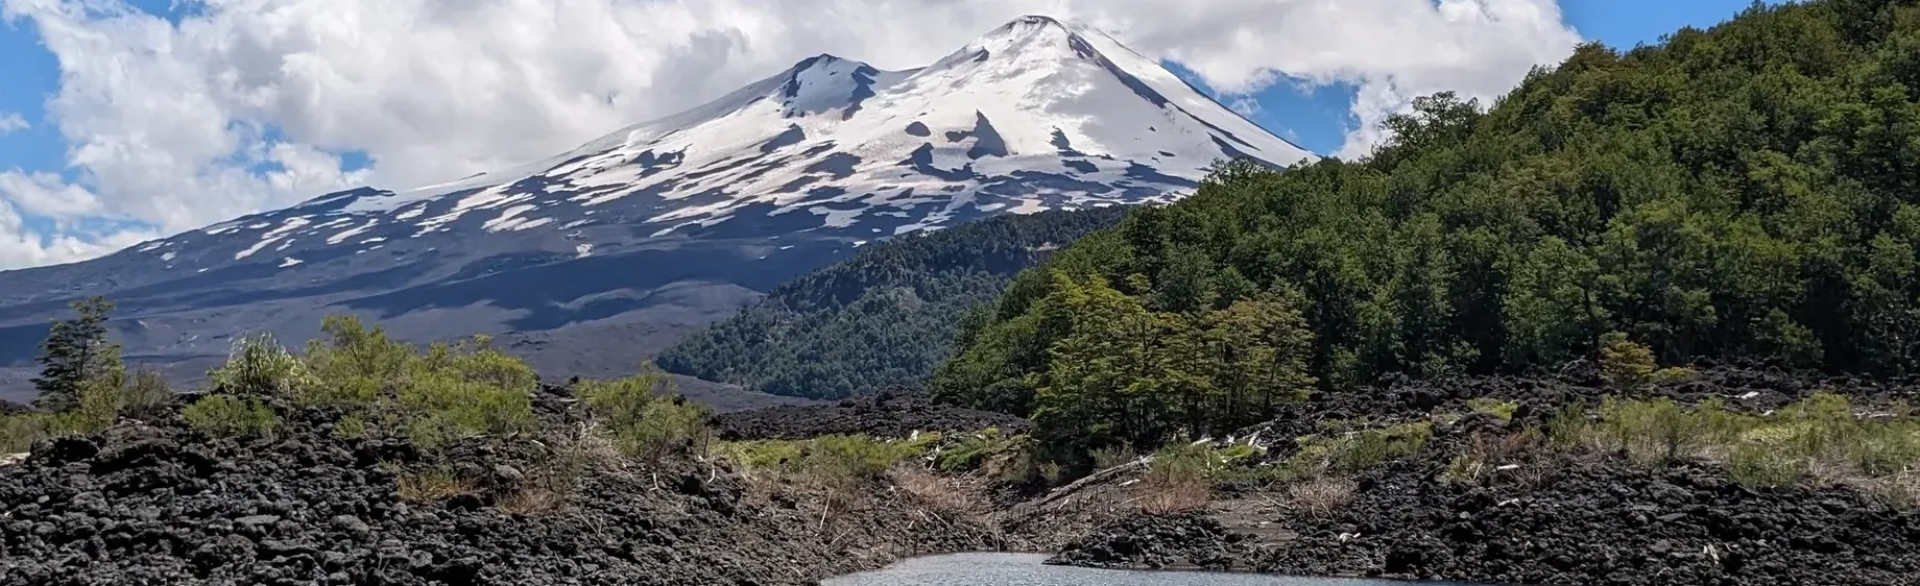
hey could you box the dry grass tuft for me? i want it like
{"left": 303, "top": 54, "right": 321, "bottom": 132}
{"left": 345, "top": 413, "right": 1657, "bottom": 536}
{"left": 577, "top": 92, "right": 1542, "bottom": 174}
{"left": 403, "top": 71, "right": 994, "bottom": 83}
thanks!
{"left": 497, "top": 486, "right": 569, "bottom": 515}
{"left": 1135, "top": 478, "right": 1211, "bottom": 514}
{"left": 397, "top": 467, "right": 477, "bottom": 503}
{"left": 1860, "top": 468, "right": 1920, "bottom": 510}
{"left": 1288, "top": 476, "right": 1357, "bottom": 518}
{"left": 891, "top": 465, "right": 988, "bottom": 514}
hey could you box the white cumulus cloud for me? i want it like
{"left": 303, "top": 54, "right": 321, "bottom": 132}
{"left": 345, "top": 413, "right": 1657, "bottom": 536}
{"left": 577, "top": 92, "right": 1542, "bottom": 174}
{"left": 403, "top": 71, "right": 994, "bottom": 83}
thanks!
{"left": 0, "top": 0, "right": 1582, "bottom": 270}
{"left": 0, "top": 111, "right": 26, "bottom": 133}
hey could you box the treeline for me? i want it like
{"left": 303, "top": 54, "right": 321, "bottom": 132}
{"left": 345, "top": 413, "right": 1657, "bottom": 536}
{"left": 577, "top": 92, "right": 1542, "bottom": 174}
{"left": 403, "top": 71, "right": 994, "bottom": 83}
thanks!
{"left": 657, "top": 207, "right": 1124, "bottom": 399}
{"left": 935, "top": 0, "right": 1920, "bottom": 454}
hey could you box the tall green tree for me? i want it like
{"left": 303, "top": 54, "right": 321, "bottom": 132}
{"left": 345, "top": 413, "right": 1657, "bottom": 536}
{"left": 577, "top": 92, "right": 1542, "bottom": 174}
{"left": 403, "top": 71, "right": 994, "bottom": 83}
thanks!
{"left": 936, "top": 0, "right": 1920, "bottom": 415}
{"left": 32, "top": 296, "right": 117, "bottom": 412}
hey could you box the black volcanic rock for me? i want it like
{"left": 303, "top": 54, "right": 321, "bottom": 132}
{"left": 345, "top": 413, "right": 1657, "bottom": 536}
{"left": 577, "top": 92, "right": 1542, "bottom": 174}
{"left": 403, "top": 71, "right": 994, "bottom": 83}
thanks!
{"left": 713, "top": 391, "right": 1030, "bottom": 441}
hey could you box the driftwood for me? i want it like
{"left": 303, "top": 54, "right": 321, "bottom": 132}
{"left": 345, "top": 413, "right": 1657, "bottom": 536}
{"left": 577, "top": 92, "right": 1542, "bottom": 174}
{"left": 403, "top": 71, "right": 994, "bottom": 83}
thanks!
{"left": 998, "top": 458, "right": 1149, "bottom": 520}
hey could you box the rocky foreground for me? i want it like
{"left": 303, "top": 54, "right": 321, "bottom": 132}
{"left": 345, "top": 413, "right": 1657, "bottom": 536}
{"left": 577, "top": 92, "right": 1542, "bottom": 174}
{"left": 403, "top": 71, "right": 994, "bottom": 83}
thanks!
{"left": 1050, "top": 365, "right": 1920, "bottom": 586}
{"left": 0, "top": 388, "right": 1009, "bottom": 586}
{"left": 6, "top": 366, "right": 1920, "bottom": 586}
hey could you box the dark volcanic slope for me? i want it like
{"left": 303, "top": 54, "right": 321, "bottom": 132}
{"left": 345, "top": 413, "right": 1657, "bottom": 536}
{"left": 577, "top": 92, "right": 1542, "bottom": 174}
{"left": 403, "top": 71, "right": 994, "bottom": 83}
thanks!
{"left": 659, "top": 207, "right": 1125, "bottom": 401}
{"left": 0, "top": 391, "right": 996, "bottom": 586}
{"left": 1048, "top": 366, "right": 1920, "bottom": 586}
{"left": 713, "top": 391, "right": 1030, "bottom": 441}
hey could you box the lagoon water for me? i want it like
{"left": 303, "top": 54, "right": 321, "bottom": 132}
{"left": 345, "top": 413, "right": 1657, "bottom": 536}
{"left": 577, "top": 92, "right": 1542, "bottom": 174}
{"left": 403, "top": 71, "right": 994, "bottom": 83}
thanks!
{"left": 823, "top": 553, "right": 1477, "bottom": 586}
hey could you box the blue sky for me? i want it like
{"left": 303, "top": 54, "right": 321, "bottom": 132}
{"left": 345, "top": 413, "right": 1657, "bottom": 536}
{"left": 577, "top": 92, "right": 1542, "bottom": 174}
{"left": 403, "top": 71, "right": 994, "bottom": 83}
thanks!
{"left": 1183, "top": 0, "right": 1774, "bottom": 154}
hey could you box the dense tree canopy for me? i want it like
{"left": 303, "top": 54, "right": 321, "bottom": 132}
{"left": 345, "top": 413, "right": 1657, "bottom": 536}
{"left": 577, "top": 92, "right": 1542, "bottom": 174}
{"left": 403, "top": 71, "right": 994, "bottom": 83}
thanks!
{"left": 657, "top": 207, "right": 1124, "bottom": 399}
{"left": 934, "top": 0, "right": 1920, "bottom": 442}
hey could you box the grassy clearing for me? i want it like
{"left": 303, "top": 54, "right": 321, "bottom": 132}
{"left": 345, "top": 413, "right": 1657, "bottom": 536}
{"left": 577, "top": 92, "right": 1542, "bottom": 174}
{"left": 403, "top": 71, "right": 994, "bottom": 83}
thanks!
{"left": 720, "top": 434, "right": 934, "bottom": 487}
{"left": 1544, "top": 393, "right": 1920, "bottom": 507}
{"left": 932, "top": 428, "right": 1024, "bottom": 474}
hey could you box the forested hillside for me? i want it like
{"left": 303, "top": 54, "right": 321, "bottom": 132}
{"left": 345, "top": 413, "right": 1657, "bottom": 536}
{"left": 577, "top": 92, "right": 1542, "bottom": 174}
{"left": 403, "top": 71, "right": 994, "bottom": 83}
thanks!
{"left": 657, "top": 207, "right": 1125, "bottom": 399}
{"left": 933, "top": 0, "right": 1920, "bottom": 453}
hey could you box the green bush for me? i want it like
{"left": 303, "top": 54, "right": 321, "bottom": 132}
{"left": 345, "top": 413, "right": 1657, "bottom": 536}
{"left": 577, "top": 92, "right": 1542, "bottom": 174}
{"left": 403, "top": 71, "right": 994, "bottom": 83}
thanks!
{"left": 1088, "top": 443, "right": 1138, "bottom": 470}
{"left": 1651, "top": 367, "right": 1697, "bottom": 385}
{"left": 934, "top": 428, "right": 1023, "bottom": 474}
{"left": 182, "top": 395, "right": 277, "bottom": 437}
{"left": 1147, "top": 441, "right": 1219, "bottom": 485}
{"left": 1, "top": 414, "right": 55, "bottom": 453}
{"left": 121, "top": 367, "right": 175, "bottom": 415}
{"left": 334, "top": 414, "right": 368, "bottom": 439}
{"left": 579, "top": 365, "right": 713, "bottom": 460}
{"left": 300, "top": 315, "right": 412, "bottom": 409}
{"left": 1283, "top": 421, "right": 1433, "bottom": 478}
{"left": 1598, "top": 333, "right": 1656, "bottom": 393}
{"left": 397, "top": 369, "right": 534, "bottom": 450}
{"left": 807, "top": 435, "right": 919, "bottom": 486}
{"left": 208, "top": 334, "right": 314, "bottom": 396}
{"left": 378, "top": 336, "right": 537, "bottom": 451}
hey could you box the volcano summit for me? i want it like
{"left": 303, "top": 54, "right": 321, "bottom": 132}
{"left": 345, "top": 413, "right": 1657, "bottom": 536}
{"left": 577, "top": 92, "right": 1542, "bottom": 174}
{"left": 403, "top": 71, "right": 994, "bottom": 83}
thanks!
{"left": 0, "top": 15, "right": 1314, "bottom": 399}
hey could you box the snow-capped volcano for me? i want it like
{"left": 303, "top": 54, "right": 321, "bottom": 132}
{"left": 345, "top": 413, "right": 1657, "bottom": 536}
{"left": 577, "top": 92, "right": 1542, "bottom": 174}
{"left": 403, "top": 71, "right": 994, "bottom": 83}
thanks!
{"left": 0, "top": 15, "right": 1314, "bottom": 395}
{"left": 295, "top": 14, "right": 1310, "bottom": 239}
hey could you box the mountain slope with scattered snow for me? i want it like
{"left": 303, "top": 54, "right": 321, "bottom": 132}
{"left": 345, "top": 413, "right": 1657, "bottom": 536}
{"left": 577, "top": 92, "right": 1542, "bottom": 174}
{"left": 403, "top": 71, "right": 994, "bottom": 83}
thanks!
{"left": 0, "top": 15, "right": 1314, "bottom": 401}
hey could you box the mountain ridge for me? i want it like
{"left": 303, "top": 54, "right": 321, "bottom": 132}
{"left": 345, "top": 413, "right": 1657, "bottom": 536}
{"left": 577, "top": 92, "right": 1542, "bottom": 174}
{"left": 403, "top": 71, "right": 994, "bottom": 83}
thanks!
{"left": 0, "top": 14, "right": 1313, "bottom": 404}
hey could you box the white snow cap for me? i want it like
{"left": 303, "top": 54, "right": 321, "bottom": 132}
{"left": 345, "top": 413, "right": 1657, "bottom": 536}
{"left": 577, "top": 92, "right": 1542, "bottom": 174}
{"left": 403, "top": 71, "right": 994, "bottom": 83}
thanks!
{"left": 202, "top": 15, "right": 1315, "bottom": 260}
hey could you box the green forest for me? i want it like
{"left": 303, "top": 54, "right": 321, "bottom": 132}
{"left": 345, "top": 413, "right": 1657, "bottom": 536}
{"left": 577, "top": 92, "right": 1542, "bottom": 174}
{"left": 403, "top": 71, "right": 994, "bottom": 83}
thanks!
{"left": 657, "top": 207, "right": 1124, "bottom": 399}
{"left": 934, "top": 0, "right": 1920, "bottom": 457}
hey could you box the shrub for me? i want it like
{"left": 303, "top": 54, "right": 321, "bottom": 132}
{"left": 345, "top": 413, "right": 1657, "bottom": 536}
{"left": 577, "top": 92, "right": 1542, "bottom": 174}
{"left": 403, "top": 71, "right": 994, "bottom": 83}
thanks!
{"left": 0, "top": 414, "right": 54, "bottom": 453}
{"left": 208, "top": 334, "right": 314, "bottom": 397}
{"left": 1443, "top": 429, "right": 1547, "bottom": 486}
{"left": 1593, "top": 397, "right": 1708, "bottom": 464}
{"left": 70, "top": 370, "right": 124, "bottom": 434}
{"left": 933, "top": 429, "right": 1023, "bottom": 474}
{"left": 300, "top": 315, "right": 412, "bottom": 409}
{"left": 182, "top": 395, "right": 277, "bottom": 437}
{"left": 334, "top": 414, "right": 368, "bottom": 439}
{"left": 121, "top": 367, "right": 175, "bottom": 416}
{"left": 1147, "top": 441, "right": 1217, "bottom": 484}
{"left": 1727, "top": 442, "right": 1802, "bottom": 488}
{"left": 1275, "top": 421, "right": 1432, "bottom": 481}
{"left": 1138, "top": 478, "right": 1211, "bottom": 514}
{"left": 1651, "top": 367, "right": 1697, "bottom": 385}
{"left": 806, "top": 434, "right": 921, "bottom": 488}
{"left": 1598, "top": 332, "right": 1655, "bottom": 392}
{"left": 392, "top": 337, "right": 537, "bottom": 450}
{"left": 611, "top": 398, "right": 712, "bottom": 460}
{"left": 1545, "top": 401, "right": 1589, "bottom": 445}
{"left": 397, "top": 371, "right": 534, "bottom": 450}
{"left": 719, "top": 439, "right": 807, "bottom": 475}
{"left": 579, "top": 366, "right": 713, "bottom": 460}
{"left": 1089, "top": 443, "right": 1138, "bottom": 470}
{"left": 1139, "top": 442, "right": 1216, "bottom": 513}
